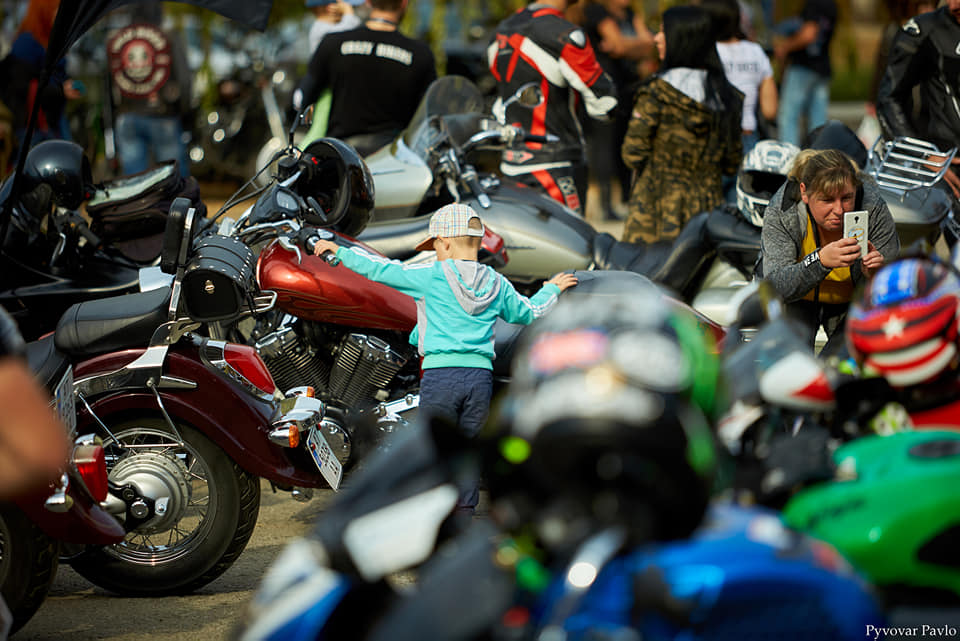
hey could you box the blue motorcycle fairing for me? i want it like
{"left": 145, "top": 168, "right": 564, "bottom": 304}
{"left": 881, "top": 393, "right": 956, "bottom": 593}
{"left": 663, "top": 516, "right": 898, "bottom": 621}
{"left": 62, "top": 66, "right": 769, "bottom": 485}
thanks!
{"left": 536, "top": 504, "right": 886, "bottom": 641}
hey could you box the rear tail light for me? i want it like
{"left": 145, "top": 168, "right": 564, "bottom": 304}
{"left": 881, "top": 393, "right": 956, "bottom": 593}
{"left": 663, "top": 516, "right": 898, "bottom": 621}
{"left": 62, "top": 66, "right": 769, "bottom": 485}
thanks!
{"left": 73, "top": 443, "right": 109, "bottom": 502}
{"left": 223, "top": 343, "right": 278, "bottom": 396}
{"left": 199, "top": 338, "right": 279, "bottom": 399}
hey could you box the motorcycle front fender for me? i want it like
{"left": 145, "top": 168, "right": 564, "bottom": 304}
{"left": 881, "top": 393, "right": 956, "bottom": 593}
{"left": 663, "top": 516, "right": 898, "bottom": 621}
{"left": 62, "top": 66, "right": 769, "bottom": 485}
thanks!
{"left": 73, "top": 348, "right": 327, "bottom": 489}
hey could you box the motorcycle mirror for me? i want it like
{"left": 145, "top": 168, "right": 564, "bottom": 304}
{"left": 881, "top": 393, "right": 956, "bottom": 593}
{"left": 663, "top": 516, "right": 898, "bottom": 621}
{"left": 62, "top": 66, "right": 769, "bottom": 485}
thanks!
{"left": 516, "top": 84, "right": 543, "bottom": 108}
{"left": 492, "top": 82, "right": 543, "bottom": 126}
{"left": 288, "top": 102, "right": 313, "bottom": 148}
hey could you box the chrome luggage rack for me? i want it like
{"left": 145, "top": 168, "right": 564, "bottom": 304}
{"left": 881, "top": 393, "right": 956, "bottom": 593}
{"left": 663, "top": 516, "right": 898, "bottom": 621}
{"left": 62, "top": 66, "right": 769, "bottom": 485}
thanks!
{"left": 865, "top": 136, "right": 957, "bottom": 200}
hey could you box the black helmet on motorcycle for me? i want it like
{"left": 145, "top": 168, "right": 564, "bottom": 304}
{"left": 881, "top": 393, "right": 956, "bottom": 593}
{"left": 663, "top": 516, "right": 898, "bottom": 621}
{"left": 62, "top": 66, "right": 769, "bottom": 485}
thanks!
{"left": 492, "top": 279, "right": 722, "bottom": 549}
{"left": 736, "top": 140, "right": 799, "bottom": 227}
{"left": 20, "top": 139, "right": 95, "bottom": 213}
{"left": 803, "top": 119, "right": 869, "bottom": 169}
{"left": 298, "top": 138, "right": 375, "bottom": 237}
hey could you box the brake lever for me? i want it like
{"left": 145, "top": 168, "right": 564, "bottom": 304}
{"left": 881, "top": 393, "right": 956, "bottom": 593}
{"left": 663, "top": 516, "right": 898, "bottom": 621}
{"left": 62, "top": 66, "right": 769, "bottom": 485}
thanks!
{"left": 277, "top": 236, "right": 303, "bottom": 264}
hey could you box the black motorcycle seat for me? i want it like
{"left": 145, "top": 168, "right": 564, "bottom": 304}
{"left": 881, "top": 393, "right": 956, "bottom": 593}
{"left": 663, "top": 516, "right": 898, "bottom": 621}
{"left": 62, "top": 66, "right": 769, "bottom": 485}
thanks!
{"left": 26, "top": 334, "right": 70, "bottom": 391}
{"left": 704, "top": 207, "right": 762, "bottom": 256}
{"left": 647, "top": 212, "right": 715, "bottom": 295}
{"left": 593, "top": 231, "right": 666, "bottom": 272}
{"left": 592, "top": 213, "right": 717, "bottom": 299}
{"left": 54, "top": 287, "right": 171, "bottom": 359}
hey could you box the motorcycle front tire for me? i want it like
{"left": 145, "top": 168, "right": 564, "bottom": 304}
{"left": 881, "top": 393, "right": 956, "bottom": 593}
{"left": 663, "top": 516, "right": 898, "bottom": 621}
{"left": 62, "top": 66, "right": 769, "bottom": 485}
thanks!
{"left": 0, "top": 502, "right": 59, "bottom": 634}
{"left": 69, "top": 417, "right": 261, "bottom": 596}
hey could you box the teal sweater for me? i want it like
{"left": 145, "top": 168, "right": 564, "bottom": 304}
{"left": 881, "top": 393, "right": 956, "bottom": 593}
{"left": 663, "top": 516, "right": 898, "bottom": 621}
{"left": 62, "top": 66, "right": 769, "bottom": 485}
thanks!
{"left": 335, "top": 246, "right": 561, "bottom": 369}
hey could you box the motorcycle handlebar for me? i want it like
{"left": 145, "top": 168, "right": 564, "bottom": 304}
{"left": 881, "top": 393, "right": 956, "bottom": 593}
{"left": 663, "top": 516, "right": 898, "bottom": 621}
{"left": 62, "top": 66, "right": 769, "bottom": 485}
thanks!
{"left": 524, "top": 133, "right": 558, "bottom": 144}
{"left": 298, "top": 227, "right": 340, "bottom": 266}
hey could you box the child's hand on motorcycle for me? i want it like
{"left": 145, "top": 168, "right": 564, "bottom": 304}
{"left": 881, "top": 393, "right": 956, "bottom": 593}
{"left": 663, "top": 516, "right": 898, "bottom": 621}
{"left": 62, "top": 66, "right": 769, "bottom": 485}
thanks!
{"left": 312, "top": 238, "right": 339, "bottom": 258}
{"left": 547, "top": 272, "right": 579, "bottom": 291}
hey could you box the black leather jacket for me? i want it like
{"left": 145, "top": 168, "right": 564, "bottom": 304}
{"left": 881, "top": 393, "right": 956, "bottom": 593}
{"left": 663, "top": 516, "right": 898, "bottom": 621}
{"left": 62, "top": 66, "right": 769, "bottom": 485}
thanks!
{"left": 877, "top": 7, "right": 960, "bottom": 152}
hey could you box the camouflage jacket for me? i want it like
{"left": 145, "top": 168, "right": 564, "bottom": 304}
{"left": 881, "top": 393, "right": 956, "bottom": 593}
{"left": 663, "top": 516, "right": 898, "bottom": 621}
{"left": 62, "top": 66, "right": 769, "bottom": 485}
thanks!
{"left": 621, "top": 75, "right": 742, "bottom": 244}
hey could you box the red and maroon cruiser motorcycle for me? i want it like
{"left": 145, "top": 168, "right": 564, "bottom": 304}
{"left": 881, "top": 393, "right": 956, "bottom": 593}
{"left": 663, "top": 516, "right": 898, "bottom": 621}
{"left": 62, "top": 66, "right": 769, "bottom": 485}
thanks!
{"left": 21, "top": 200, "right": 344, "bottom": 597}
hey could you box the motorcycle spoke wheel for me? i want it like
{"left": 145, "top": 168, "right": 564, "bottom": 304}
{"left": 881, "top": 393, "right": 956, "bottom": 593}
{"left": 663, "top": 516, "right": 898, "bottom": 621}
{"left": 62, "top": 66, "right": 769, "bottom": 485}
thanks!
{"left": 109, "top": 429, "right": 210, "bottom": 563}
{"left": 70, "top": 417, "right": 260, "bottom": 596}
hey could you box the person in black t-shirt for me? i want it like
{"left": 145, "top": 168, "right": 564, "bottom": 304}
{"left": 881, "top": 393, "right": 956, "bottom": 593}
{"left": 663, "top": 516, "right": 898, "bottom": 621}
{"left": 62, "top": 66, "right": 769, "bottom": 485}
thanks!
{"left": 293, "top": 0, "right": 437, "bottom": 156}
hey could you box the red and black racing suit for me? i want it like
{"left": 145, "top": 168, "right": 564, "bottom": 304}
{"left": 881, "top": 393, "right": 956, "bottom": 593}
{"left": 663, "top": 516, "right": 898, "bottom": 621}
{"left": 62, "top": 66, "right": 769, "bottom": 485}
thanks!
{"left": 487, "top": 4, "right": 617, "bottom": 216}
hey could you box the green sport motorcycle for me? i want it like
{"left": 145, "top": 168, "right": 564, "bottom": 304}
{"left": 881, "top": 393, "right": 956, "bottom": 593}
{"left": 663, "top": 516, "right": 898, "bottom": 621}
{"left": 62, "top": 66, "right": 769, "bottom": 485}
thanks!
{"left": 782, "top": 429, "right": 960, "bottom": 604}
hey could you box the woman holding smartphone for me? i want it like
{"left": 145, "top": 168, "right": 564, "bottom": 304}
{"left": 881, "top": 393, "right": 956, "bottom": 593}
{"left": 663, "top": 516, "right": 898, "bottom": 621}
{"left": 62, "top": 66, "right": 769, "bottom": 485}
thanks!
{"left": 759, "top": 148, "right": 899, "bottom": 351}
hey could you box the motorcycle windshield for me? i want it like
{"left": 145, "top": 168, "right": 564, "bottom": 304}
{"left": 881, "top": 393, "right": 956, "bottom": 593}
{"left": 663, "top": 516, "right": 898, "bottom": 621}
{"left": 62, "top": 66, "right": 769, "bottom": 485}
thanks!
{"left": 401, "top": 76, "right": 486, "bottom": 162}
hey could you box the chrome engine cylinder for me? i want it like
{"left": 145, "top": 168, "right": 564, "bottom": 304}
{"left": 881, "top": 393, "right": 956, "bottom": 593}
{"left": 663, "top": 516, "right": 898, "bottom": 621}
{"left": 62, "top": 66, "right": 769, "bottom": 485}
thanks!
{"left": 256, "top": 325, "right": 330, "bottom": 394}
{"left": 328, "top": 334, "right": 407, "bottom": 408}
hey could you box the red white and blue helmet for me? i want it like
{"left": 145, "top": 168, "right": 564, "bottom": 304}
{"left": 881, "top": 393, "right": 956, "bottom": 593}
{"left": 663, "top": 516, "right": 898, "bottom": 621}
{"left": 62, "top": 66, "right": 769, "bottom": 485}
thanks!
{"left": 846, "top": 258, "right": 960, "bottom": 387}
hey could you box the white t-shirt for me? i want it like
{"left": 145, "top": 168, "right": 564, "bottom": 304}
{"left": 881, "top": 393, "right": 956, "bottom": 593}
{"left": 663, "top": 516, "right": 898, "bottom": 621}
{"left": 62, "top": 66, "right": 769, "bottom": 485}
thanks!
{"left": 716, "top": 40, "right": 773, "bottom": 133}
{"left": 308, "top": 13, "right": 362, "bottom": 53}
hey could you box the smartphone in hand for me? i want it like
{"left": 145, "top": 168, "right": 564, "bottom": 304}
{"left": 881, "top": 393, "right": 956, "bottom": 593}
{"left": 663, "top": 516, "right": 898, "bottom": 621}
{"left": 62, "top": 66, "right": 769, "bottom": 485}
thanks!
{"left": 843, "top": 210, "right": 869, "bottom": 256}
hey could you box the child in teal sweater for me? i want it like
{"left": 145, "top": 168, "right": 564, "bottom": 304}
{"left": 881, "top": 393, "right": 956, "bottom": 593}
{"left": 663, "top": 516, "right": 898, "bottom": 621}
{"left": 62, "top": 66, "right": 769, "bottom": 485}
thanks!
{"left": 312, "top": 203, "right": 577, "bottom": 509}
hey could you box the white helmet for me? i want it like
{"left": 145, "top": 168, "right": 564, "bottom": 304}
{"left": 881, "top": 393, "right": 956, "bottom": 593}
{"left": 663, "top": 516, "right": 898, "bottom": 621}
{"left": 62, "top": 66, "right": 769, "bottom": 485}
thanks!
{"left": 737, "top": 140, "right": 800, "bottom": 227}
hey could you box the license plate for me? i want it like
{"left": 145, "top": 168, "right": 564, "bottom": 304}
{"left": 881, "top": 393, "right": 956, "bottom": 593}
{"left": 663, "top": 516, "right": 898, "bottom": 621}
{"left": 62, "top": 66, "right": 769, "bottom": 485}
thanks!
{"left": 52, "top": 366, "right": 76, "bottom": 439}
{"left": 306, "top": 426, "right": 342, "bottom": 491}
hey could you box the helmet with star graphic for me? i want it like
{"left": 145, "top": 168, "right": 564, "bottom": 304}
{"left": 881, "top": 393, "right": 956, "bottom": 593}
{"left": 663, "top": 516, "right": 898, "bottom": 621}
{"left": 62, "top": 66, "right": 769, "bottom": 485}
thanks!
{"left": 846, "top": 257, "right": 960, "bottom": 388}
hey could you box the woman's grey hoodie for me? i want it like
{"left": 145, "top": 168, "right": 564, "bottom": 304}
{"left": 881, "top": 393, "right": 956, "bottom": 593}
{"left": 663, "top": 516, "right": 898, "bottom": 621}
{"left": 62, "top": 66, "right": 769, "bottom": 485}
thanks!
{"left": 759, "top": 177, "right": 900, "bottom": 302}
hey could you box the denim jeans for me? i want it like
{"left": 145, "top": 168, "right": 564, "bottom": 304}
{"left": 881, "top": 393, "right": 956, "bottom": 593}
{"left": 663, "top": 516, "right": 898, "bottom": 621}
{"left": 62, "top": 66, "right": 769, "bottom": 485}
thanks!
{"left": 419, "top": 367, "right": 494, "bottom": 510}
{"left": 115, "top": 113, "right": 189, "bottom": 177}
{"left": 777, "top": 65, "right": 830, "bottom": 147}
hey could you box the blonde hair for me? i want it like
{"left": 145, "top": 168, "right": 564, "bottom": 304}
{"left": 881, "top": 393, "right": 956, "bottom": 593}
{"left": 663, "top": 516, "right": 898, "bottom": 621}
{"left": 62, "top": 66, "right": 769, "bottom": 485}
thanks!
{"left": 788, "top": 148, "right": 862, "bottom": 198}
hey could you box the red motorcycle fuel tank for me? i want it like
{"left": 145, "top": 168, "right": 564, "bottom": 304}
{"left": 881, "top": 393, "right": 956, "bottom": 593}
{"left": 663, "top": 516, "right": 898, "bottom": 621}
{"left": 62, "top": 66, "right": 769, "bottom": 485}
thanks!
{"left": 257, "top": 240, "right": 417, "bottom": 332}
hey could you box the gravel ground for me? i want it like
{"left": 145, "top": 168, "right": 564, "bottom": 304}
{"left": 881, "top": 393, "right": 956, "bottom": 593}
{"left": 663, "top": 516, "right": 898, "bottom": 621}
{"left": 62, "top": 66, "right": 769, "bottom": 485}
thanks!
{"left": 17, "top": 481, "right": 335, "bottom": 641}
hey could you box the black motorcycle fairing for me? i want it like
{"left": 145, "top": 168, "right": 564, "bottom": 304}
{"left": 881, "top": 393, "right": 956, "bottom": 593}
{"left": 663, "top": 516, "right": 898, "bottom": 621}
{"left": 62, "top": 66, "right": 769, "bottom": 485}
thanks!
{"left": 1, "top": 252, "right": 144, "bottom": 342}
{"left": 54, "top": 287, "right": 171, "bottom": 358}
{"left": 366, "top": 520, "right": 514, "bottom": 641}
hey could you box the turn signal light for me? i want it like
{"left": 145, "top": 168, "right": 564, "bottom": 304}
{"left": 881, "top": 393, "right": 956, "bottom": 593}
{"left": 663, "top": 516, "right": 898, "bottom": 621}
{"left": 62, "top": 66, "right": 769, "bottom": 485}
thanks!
{"left": 73, "top": 443, "right": 109, "bottom": 502}
{"left": 269, "top": 425, "right": 301, "bottom": 448}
